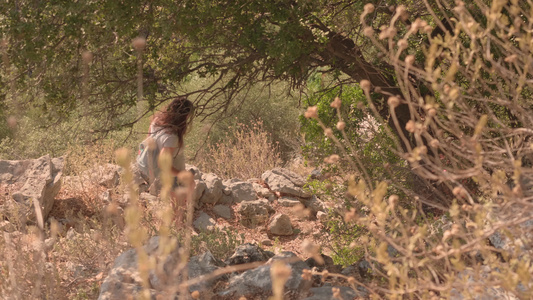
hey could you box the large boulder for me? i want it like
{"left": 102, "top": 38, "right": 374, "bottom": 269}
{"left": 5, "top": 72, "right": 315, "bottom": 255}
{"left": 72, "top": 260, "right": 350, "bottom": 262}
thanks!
{"left": 261, "top": 168, "right": 311, "bottom": 198}
{"left": 237, "top": 199, "right": 274, "bottom": 228}
{"left": 0, "top": 155, "right": 64, "bottom": 224}
{"left": 199, "top": 173, "right": 223, "bottom": 204}
{"left": 223, "top": 179, "right": 257, "bottom": 202}
{"left": 219, "top": 251, "right": 311, "bottom": 299}
{"left": 98, "top": 236, "right": 173, "bottom": 300}
{"left": 99, "top": 236, "right": 227, "bottom": 300}
{"left": 81, "top": 163, "right": 122, "bottom": 188}
{"left": 186, "top": 251, "right": 227, "bottom": 293}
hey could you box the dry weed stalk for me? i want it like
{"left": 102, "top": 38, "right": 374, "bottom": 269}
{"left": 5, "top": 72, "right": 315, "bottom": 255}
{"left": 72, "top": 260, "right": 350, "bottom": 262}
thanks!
{"left": 199, "top": 120, "right": 282, "bottom": 179}
{"left": 305, "top": 1, "right": 533, "bottom": 298}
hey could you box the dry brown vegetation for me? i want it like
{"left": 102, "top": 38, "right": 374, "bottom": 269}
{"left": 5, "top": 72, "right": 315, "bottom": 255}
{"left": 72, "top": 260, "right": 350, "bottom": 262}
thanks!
{"left": 1, "top": 1, "right": 533, "bottom": 299}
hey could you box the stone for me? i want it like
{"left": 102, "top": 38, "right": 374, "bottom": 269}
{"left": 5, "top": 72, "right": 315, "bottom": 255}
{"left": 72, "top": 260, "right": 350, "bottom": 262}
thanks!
{"left": 139, "top": 192, "right": 157, "bottom": 203}
{"left": 278, "top": 196, "right": 302, "bottom": 207}
{"left": 237, "top": 200, "right": 274, "bottom": 228}
{"left": 303, "top": 286, "right": 367, "bottom": 300}
{"left": 269, "top": 214, "right": 293, "bottom": 236}
{"left": 193, "top": 212, "right": 216, "bottom": 232}
{"left": 261, "top": 239, "right": 273, "bottom": 246}
{"left": 0, "top": 220, "right": 16, "bottom": 233}
{"left": 223, "top": 179, "right": 257, "bottom": 202}
{"left": 310, "top": 168, "right": 322, "bottom": 180}
{"left": 450, "top": 266, "right": 520, "bottom": 300}
{"left": 187, "top": 251, "right": 227, "bottom": 292}
{"left": 340, "top": 265, "right": 357, "bottom": 277}
{"left": 302, "top": 195, "right": 326, "bottom": 213}
{"left": 99, "top": 236, "right": 176, "bottom": 300}
{"left": 261, "top": 168, "right": 311, "bottom": 198}
{"left": 219, "top": 251, "right": 311, "bottom": 299}
{"left": 185, "top": 164, "right": 203, "bottom": 180}
{"left": 218, "top": 194, "right": 234, "bottom": 205}
{"left": 225, "top": 243, "right": 275, "bottom": 265}
{"left": 81, "top": 163, "right": 122, "bottom": 188}
{"left": 100, "top": 236, "right": 226, "bottom": 299}
{"left": 316, "top": 211, "right": 327, "bottom": 222}
{"left": 1, "top": 155, "right": 64, "bottom": 224}
{"left": 199, "top": 173, "right": 223, "bottom": 204}
{"left": 305, "top": 254, "right": 334, "bottom": 270}
{"left": 213, "top": 204, "right": 232, "bottom": 220}
{"left": 252, "top": 182, "right": 275, "bottom": 200}
{"left": 193, "top": 179, "right": 207, "bottom": 204}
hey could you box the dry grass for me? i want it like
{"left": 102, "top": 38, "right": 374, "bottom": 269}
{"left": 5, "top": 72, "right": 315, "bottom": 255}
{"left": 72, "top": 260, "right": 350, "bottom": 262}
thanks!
{"left": 196, "top": 120, "right": 282, "bottom": 180}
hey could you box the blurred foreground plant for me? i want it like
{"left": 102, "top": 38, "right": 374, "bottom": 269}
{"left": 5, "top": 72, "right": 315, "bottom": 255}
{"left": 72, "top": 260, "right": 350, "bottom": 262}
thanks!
{"left": 304, "top": 1, "right": 533, "bottom": 298}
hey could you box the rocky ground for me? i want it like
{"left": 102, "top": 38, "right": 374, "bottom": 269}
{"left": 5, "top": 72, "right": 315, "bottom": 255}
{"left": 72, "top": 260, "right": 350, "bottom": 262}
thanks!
{"left": 4, "top": 156, "right": 528, "bottom": 299}
{"left": 1, "top": 155, "right": 367, "bottom": 300}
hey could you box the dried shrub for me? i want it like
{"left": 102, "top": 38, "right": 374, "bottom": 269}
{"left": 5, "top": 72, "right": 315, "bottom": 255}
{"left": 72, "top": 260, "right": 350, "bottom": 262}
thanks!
{"left": 198, "top": 120, "right": 282, "bottom": 179}
{"left": 306, "top": 1, "right": 533, "bottom": 298}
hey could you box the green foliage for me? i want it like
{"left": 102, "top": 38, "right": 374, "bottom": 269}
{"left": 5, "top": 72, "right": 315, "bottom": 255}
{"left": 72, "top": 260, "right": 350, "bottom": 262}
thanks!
{"left": 185, "top": 81, "right": 301, "bottom": 162}
{"left": 323, "top": 213, "right": 364, "bottom": 267}
{"left": 300, "top": 75, "right": 404, "bottom": 181}
{"left": 190, "top": 227, "right": 245, "bottom": 260}
{"left": 300, "top": 79, "right": 366, "bottom": 162}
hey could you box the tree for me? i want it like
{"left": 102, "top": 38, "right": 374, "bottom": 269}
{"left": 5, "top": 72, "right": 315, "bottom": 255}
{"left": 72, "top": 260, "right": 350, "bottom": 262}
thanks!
{"left": 0, "top": 1, "right": 434, "bottom": 135}
{"left": 1, "top": 1, "right": 531, "bottom": 198}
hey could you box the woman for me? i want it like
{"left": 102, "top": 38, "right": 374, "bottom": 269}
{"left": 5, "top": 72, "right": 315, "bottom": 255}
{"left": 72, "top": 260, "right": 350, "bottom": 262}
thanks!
{"left": 136, "top": 96, "right": 195, "bottom": 195}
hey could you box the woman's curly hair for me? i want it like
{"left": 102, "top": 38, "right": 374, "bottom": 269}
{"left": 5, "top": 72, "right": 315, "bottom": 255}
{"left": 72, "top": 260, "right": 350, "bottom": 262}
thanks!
{"left": 153, "top": 96, "right": 194, "bottom": 150}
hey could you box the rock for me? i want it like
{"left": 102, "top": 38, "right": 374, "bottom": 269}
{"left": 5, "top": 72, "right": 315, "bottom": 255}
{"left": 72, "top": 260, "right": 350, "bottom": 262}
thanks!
{"left": 81, "top": 163, "right": 121, "bottom": 188}
{"left": 303, "top": 286, "right": 367, "bottom": 300}
{"left": 0, "top": 220, "right": 16, "bottom": 233}
{"left": 305, "top": 254, "right": 334, "bottom": 270}
{"left": 185, "top": 164, "right": 203, "bottom": 180}
{"left": 100, "top": 189, "right": 112, "bottom": 204}
{"left": 340, "top": 265, "right": 357, "bottom": 277}
{"left": 316, "top": 211, "right": 327, "bottom": 222}
{"left": 219, "top": 252, "right": 311, "bottom": 299}
{"left": 450, "top": 266, "right": 520, "bottom": 300}
{"left": 252, "top": 182, "right": 276, "bottom": 201}
{"left": 193, "top": 179, "right": 207, "bottom": 204}
{"left": 187, "top": 251, "right": 227, "bottom": 292}
{"left": 310, "top": 168, "right": 322, "bottom": 180}
{"left": 225, "top": 243, "right": 275, "bottom": 265}
{"left": 357, "top": 260, "right": 374, "bottom": 278}
{"left": 213, "top": 205, "right": 232, "bottom": 220}
{"left": 269, "top": 214, "right": 293, "bottom": 236}
{"left": 302, "top": 195, "right": 326, "bottom": 213}
{"left": 261, "top": 168, "right": 311, "bottom": 198}
{"left": 238, "top": 200, "right": 274, "bottom": 228}
{"left": 1, "top": 155, "right": 64, "bottom": 224}
{"left": 139, "top": 192, "right": 157, "bottom": 203}
{"left": 218, "top": 194, "right": 234, "bottom": 205}
{"left": 223, "top": 179, "right": 257, "bottom": 202}
{"left": 261, "top": 239, "right": 273, "bottom": 246}
{"left": 193, "top": 212, "right": 216, "bottom": 232}
{"left": 99, "top": 236, "right": 176, "bottom": 300}
{"left": 278, "top": 196, "right": 302, "bottom": 207}
{"left": 199, "top": 173, "right": 223, "bottom": 204}
{"left": 100, "top": 236, "right": 225, "bottom": 299}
